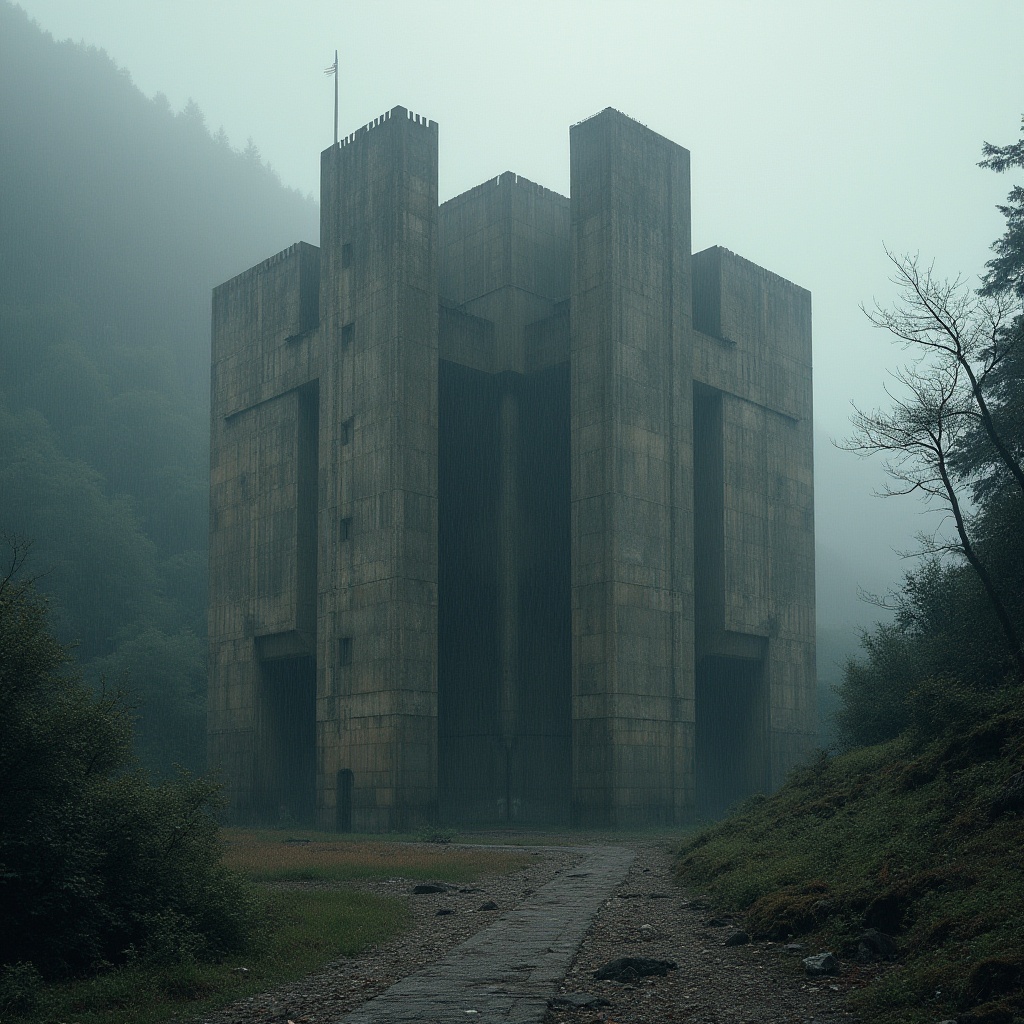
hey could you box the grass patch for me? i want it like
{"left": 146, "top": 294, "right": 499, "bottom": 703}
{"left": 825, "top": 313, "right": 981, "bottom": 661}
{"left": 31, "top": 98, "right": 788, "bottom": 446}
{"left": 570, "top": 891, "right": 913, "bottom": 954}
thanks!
{"left": 676, "top": 707, "right": 1024, "bottom": 1024}
{"left": 6, "top": 833, "right": 535, "bottom": 1023}
{"left": 222, "top": 830, "right": 532, "bottom": 882}
{"left": 4, "top": 888, "right": 407, "bottom": 1024}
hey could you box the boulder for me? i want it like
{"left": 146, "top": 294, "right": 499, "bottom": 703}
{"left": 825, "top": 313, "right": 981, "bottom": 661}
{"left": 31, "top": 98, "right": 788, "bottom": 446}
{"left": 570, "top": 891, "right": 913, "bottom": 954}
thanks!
{"left": 857, "top": 928, "right": 897, "bottom": 961}
{"left": 593, "top": 957, "right": 678, "bottom": 982}
{"left": 724, "top": 930, "right": 750, "bottom": 946}
{"left": 803, "top": 952, "right": 840, "bottom": 977}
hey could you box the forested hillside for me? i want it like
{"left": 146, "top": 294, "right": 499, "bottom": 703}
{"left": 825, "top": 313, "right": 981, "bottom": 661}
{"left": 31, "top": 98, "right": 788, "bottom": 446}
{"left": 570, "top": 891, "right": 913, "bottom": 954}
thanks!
{"left": 678, "top": 118, "right": 1024, "bottom": 1024}
{"left": 0, "top": 2, "right": 319, "bottom": 773}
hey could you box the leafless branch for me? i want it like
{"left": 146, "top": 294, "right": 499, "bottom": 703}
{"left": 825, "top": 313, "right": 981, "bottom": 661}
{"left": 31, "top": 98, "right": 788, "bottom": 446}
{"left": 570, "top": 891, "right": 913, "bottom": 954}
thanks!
{"left": 842, "top": 254, "right": 1024, "bottom": 680}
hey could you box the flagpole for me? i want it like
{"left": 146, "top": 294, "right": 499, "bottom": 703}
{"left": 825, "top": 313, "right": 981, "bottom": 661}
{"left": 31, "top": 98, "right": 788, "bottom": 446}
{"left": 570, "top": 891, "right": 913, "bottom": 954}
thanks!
{"left": 333, "top": 49, "right": 339, "bottom": 145}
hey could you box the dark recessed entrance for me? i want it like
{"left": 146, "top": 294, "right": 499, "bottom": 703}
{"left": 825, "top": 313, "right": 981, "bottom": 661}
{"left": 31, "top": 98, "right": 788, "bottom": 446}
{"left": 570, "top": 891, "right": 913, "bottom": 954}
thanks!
{"left": 437, "top": 360, "right": 571, "bottom": 824}
{"left": 256, "top": 654, "right": 316, "bottom": 825}
{"left": 695, "top": 655, "right": 767, "bottom": 818}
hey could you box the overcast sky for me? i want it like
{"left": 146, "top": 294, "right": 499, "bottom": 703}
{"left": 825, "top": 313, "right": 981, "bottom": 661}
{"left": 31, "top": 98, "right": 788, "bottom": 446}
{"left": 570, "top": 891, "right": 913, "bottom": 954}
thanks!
{"left": 14, "top": 0, "right": 1024, "bottom": 632}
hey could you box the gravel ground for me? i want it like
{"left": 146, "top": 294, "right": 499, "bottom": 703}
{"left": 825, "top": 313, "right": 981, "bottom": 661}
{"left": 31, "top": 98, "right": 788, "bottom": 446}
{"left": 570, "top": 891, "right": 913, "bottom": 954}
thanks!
{"left": 198, "top": 841, "right": 872, "bottom": 1024}
{"left": 548, "top": 844, "right": 864, "bottom": 1024}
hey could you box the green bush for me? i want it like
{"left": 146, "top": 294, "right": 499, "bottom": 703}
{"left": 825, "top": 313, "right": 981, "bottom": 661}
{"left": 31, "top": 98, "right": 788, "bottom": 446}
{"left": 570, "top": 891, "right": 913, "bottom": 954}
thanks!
{"left": 0, "top": 547, "right": 256, "bottom": 979}
{"left": 0, "top": 963, "right": 45, "bottom": 1016}
{"left": 834, "top": 558, "right": 1017, "bottom": 751}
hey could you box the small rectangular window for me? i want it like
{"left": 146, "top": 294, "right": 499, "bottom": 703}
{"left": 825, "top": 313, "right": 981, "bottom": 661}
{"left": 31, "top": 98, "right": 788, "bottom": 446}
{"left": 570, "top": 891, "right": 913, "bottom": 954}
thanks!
{"left": 338, "top": 636, "right": 353, "bottom": 667}
{"left": 341, "top": 242, "right": 353, "bottom": 269}
{"left": 341, "top": 417, "right": 353, "bottom": 446}
{"left": 339, "top": 516, "right": 352, "bottom": 542}
{"left": 341, "top": 321, "right": 355, "bottom": 348}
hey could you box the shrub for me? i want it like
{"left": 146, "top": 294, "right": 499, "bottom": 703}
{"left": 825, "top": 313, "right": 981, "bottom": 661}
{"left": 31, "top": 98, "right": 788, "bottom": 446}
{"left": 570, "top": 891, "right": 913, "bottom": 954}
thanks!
{"left": 0, "top": 546, "right": 256, "bottom": 978}
{"left": 0, "top": 962, "right": 45, "bottom": 1016}
{"left": 834, "top": 558, "right": 1018, "bottom": 751}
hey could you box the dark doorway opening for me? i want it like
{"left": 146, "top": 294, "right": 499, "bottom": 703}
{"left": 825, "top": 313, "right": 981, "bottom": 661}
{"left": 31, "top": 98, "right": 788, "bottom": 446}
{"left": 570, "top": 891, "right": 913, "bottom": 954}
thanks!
{"left": 336, "top": 769, "right": 353, "bottom": 832}
{"left": 437, "top": 360, "right": 571, "bottom": 824}
{"left": 437, "top": 361, "right": 501, "bottom": 822}
{"left": 695, "top": 655, "right": 766, "bottom": 818}
{"left": 257, "top": 655, "right": 316, "bottom": 825}
{"left": 514, "top": 364, "right": 572, "bottom": 823}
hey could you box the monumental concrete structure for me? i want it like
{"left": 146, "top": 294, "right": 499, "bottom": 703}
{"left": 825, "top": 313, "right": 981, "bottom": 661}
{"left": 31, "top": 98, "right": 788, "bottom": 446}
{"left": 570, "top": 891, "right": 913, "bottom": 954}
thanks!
{"left": 208, "top": 106, "right": 815, "bottom": 831}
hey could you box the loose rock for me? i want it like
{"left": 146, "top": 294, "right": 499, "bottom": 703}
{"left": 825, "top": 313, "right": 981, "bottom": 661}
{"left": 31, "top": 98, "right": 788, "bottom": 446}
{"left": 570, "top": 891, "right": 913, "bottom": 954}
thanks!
{"left": 477, "top": 900, "right": 499, "bottom": 911}
{"left": 857, "top": 928, "right": 897, "bottom": 961}
{"left": 410, "top": 883, "right": 448, "bottom": 895}
{"left": 724, "top": 930, "right": 750, "bottom": 946}
{"left": 547, "top": 993, "right": 612, "bottom": 1010}
{"left": 593, "top": 956, "right": 678, "bottom": 982}
{"left": 550, "top": 846, "right": 858, "bottom": 1024}
{"left": 803, "top": 952, "right": 840, "bottom": 976}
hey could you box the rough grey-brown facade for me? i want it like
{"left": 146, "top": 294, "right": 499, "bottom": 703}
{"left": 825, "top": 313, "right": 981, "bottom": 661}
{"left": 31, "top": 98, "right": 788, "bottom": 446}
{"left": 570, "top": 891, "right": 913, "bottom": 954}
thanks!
{"left": 208, "top": 106, "right": 815, "bottom": 830}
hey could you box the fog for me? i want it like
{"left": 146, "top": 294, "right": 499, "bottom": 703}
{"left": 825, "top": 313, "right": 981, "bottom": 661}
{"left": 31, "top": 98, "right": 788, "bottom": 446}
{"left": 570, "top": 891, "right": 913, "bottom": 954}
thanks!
{"left": 13, "top": 0, "right": 1024, "bottom": 646}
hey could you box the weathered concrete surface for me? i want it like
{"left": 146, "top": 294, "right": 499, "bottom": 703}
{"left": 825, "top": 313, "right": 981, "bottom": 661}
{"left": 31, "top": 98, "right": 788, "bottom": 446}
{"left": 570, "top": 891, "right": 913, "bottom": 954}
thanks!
{"left": 209, "top": 104, "right": 816, "bottom": 832}
{"left": 337, "top": 845, "right": 634, "bottom": 1023}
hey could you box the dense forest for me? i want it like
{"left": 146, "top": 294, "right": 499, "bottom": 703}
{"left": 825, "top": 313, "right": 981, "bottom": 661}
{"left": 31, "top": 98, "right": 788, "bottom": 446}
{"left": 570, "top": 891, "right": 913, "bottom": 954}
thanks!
{"left": 0, "top": 2, "right": 319, "bottom": 774}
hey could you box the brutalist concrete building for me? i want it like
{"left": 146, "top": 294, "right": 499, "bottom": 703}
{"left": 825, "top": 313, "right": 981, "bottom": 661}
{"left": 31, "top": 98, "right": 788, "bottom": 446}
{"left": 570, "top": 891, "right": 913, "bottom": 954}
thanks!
{"left": 208, "top": 106, "right": 815, "bottom": 831}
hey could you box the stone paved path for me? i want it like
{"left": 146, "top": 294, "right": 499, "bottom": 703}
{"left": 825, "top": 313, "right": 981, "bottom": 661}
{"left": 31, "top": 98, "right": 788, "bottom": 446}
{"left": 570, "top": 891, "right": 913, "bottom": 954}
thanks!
{"left": 336, "top": 845, "right": 634, "bottom": 1024}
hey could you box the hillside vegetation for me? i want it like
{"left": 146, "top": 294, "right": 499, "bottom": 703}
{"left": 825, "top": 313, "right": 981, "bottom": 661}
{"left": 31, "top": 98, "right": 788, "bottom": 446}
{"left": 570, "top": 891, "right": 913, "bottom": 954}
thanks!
{"left": 0, "top": 2, "right": 318, "bottom": 773}
{"left": 679, "top": 702, "right": 1024, "bottom": 1023}
{"left": 678, "top": 118, "right": 1024, "bottom": 1024}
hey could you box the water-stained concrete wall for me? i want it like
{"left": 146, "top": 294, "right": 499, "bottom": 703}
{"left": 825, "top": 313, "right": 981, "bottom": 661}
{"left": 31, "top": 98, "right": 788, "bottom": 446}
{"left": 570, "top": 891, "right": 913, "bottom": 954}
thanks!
{"left": 209, "top": 106, "right": 815, "bottom": 831}
{"left": 437, "top": 172, "right": 572, "bottom": 825}
{"left": 316, "top": 108, "right": 440, "bottom": 832}
{"left": 569, "top": 108, "right": 695, "bottom": 826}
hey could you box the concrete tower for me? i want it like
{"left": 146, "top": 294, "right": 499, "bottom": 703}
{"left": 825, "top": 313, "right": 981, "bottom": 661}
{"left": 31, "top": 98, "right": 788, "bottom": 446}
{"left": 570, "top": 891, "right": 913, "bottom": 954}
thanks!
{"left": 208, "top": 106, "right": 815, "bottom": 830}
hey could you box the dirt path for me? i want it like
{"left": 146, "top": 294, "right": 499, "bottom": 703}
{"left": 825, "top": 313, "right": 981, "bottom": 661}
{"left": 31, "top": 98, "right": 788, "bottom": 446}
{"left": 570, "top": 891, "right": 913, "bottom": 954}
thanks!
{"left": 199, "top": 840, "right": 863, "bottom": 1024}
{"left": 337, "top": 845, "right": 633, "bottom": 1023}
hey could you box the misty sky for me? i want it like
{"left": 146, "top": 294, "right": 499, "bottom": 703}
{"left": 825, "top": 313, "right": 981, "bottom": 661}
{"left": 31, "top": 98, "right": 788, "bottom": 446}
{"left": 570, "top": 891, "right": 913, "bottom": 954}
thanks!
{"left": 13, "top": 0, "right": 1024, "bottom": 631}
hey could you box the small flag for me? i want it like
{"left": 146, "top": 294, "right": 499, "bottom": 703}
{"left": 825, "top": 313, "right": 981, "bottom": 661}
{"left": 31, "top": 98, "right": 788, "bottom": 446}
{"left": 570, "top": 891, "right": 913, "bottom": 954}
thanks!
{"left": 327, "top": 49, "right": 339, "bottom": 145}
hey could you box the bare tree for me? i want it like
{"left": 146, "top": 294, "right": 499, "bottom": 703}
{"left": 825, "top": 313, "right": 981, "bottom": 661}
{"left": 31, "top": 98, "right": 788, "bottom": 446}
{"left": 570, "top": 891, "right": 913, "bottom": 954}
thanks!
{"left": 866, "top": 250, "right": 1024, "bottom": 498}
{"left": 843, "top": 255, "right": 1024, "bottom": 682}
{"left": 0, "top": 534, "right": 37, "bottom": 604}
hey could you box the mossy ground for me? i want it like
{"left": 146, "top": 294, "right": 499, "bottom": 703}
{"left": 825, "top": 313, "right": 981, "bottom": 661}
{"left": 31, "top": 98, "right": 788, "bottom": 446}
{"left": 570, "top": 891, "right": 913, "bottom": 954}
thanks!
{"left": 677, "top": 709, "right": 1024, "bottom": 1023}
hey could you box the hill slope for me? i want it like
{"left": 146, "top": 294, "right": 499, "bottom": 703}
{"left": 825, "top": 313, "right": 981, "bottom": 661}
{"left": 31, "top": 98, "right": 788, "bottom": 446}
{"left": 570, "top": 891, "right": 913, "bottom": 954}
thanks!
{"left": 677, "top": 700, "right": 1024, "bottom": 1023}
{"left": 0, "top": 2, "right": 319, "bottom": 771}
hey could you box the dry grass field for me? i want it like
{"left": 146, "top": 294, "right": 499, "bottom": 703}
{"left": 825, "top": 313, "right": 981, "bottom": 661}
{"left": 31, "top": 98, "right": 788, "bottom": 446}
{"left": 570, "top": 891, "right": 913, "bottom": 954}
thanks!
{"left": 221, "top": 829, "right": 533, "bottom": 883}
